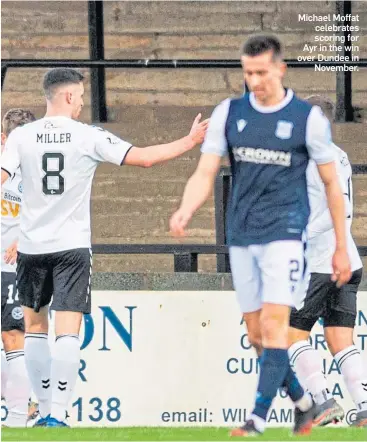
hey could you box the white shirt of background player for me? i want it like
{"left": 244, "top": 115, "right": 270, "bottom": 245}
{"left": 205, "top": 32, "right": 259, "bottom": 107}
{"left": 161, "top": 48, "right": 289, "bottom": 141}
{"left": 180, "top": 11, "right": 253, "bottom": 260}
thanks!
{"left": 306, "top": 143, "right": 362, "bottom": 274}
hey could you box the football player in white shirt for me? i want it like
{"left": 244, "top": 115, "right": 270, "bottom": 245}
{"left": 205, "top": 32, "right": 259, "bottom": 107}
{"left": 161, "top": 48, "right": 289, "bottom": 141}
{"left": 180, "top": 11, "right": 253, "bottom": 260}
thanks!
{"left": 1, "top": 68, "right": 209, "bottom": 427}
{"left": 1, "top": 109, "right": 36, "bottom": 427}
{"left": 288, "top": 96, "right": 366, "bottom": 428}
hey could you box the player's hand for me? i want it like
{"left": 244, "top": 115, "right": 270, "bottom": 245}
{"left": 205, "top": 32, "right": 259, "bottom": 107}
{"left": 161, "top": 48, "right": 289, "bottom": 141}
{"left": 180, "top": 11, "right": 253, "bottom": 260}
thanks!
{"left": 4, "top": 240, "right": 18, "bottom": 265}
{"left": 170, "top": 208, "right": 193, "bottom": 237}
{"left": 331, "top": 248, "right": 351, "bottom": 288}
{"left": 188, "top": 113, "right": 209, "bottom": 146}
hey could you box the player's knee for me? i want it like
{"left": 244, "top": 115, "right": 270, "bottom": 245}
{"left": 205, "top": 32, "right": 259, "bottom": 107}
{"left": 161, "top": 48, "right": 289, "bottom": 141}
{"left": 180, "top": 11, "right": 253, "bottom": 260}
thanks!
{"left": 260, "top": 305, "right": 289, "bottom": 338}
{"left": 25, "top": 323, "right": 48, "bottom": 334}
{"left": 260, "top": 314, "right": 288, "bottom": 342}
{"left": 288, "top": 327, "right": 310, "bottom": 347}
{"left": 247, "top": 330, "right": 262, "bottom": 354}
{"left": 55, "top": 311, "right": 83, "bottom": 336}
{"left": 1, "top": 329, "right": 24, "bottom": 351}
{"left": 324, "top": 327, "right": 353, "bottom": 356}
{"left": 23, "top": 306, "right": 48, "bottom": 333}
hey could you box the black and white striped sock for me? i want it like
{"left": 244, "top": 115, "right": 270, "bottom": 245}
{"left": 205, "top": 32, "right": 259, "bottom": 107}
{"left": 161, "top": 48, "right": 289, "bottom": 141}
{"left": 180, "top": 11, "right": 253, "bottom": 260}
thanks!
{"left": 24, "top": 332, "right": 51, "bottom": 418}
{"left": 289, "top": 340, "right": 332, "bottom": 405}
{"left": 51, "top": 334, "right": 80, "bottom": 422}
{"left": 335, "top": 345, "right": 367, "bottom": 412}
{"left": 5, "top": 349, "right": 31, "bottom": 427}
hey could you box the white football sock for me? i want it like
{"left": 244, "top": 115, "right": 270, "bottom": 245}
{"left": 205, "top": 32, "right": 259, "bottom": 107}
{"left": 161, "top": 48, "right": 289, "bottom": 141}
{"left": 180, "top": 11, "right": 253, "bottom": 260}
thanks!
{"left": 29, "top": 390, "right": 38, "bottom": 404}
{"left": 5, "top": 350, "right": 31, "bottom": 427}
{"left": 295, "top": 392, "right": 313, "bottom": 411}
{"left": 51, "top": 334, "right": 80, "bottom": 422}
{"left": 249, "top": 413, "right": 265, "bottom": 433}
{"left": 335, "top": 345, "right": 367, "bottom": 412}
{"left": 1, "top": 349, "right": 8, "bottom": 398}
{"left": 289, "top": 340, "right": 332, "bottom": 405}
{"left": 24, "top": 333, "right": 52, "bottom": 418}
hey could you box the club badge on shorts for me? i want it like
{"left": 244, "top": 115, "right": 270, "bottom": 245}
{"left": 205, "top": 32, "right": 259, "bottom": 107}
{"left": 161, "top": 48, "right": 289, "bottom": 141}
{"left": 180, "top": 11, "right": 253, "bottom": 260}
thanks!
{"left": 12, "top": 306, "right": 24, "bottom": 320}
{"left": 275, "top": 120, "right": 293, "bottom": 139}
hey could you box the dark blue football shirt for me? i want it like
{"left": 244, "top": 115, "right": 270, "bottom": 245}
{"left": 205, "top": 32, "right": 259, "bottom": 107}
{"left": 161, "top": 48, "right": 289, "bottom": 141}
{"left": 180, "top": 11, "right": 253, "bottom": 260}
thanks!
{"left": 201, "top": 89, "right": 336, "bottom": 246}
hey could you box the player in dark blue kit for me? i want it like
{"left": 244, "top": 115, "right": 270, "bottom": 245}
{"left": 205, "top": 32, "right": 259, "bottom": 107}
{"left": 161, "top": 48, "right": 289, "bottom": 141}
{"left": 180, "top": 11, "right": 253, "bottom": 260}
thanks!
{"left": 170, "top": 35, "right": 351, "bottom": 436}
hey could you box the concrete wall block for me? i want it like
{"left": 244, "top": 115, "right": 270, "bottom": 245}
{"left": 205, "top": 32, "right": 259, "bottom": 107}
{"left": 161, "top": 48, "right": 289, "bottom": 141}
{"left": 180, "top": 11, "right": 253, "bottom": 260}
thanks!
{"left": 104, "top": 1, "right": 262, "bottom": 34}
{"left": 105, "top": 69, "right": 229, "bottom": 92}
{"left": 2, "top": 1, "right": 88, "bottom": 35}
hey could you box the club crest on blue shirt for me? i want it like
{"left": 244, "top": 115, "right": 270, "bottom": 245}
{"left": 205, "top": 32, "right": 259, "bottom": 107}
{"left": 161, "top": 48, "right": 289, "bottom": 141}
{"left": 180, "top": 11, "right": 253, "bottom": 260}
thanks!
{"left": 236, "top": 119, "right": 247, "bottom": 133}
{"left": 275, "top": 120, "right": 293, "bottom": 139}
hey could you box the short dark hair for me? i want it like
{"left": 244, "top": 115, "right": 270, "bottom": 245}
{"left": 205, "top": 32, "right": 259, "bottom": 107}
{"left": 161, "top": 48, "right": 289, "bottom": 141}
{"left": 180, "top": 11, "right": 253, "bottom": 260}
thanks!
{"left": 43, "top": 68, "right": 84, "bottom": 100}
{"left": 305, "top": 95, "right": 335, "bottom": 123}
{"left": 242, "top": 34, "right": 282, "bottom": 60}
{"left": 2, "top": 108, "right": 36, "bottom": 136}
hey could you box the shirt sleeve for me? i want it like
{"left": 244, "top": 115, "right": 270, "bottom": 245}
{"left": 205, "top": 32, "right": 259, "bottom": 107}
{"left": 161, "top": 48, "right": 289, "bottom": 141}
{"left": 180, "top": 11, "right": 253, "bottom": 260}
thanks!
{"left": 305, "top": 106, "right": 336, "bottom": 164}
{"left": 1, "top": 129, "right": 21, "bottom": 177}
{"left": 200, "top": 98, "right": 230, "bottom": 157}
{"left": 338, "top": 150, "right": 353, "bottom": 220}
{"left": 307, "top": 153, "right": 349, "bottom": 239}
{"left": 306, "top": 159, "right": 324, "bottom": 192}
{"left": 306, "top": 160, "right": 331, "bottom": 238}
{"left": 89, "top": 126, "right": 133, "bottom": 165}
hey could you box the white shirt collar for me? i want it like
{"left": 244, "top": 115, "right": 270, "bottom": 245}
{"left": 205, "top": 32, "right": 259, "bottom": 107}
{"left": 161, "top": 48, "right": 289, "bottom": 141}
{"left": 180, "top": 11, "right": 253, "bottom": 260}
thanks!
{"left": 249, "top": 89, "right": 294, "bottom": 114}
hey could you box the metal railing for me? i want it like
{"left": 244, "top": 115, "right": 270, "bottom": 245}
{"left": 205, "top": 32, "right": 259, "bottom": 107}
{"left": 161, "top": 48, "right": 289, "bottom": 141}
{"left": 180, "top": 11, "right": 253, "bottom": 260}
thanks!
{"left": 1, "top": 1, "right": 366, "bottom": 123}
{"left": 2, "top": 57, "right": 366, "bottom": 124}
{"left": 88, "top": 0, "right": 107, "bottom": 122}
{"left": 91, "top": 243, "right": 367, "bottom": 273}
{"left": 92, "top": 244, "right": 227, "bottom": 273}
{"left": 2, "top": 0, "right": 366, "bottom": 273}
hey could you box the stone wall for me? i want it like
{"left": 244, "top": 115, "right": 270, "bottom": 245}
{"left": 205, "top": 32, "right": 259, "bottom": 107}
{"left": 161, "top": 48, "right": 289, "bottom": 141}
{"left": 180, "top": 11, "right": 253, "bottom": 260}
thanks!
{"left": 2, "top": 1, "right": 366, "bottom": 272}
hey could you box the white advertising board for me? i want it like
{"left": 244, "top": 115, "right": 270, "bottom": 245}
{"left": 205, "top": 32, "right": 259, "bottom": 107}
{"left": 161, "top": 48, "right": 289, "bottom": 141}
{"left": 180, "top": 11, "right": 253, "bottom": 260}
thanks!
{"left": 2, "top": 291, "right": 367, "bottom": 427}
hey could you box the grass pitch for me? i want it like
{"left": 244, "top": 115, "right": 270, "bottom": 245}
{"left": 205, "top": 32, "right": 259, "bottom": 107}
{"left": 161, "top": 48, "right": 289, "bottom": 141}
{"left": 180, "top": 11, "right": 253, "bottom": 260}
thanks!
{"left": 2, "top": 427, "right": 366, "bottom": 441}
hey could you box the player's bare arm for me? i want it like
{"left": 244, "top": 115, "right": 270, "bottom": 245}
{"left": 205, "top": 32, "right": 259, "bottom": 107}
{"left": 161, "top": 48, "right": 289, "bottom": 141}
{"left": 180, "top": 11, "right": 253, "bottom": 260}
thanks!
{"left": 317, "top": 161, "right": 351, "bottom": 287}
{"left": 123, "top": 113, "right": 209, "bottom": 168}
{"left": 1, "top": 169, "right": 10, "bottom": 185}
{"left": 170, "top": 153, "right": 221, "bottom": 237}
{"left": 4, "top": 239, "right": 18, "bottom": 265}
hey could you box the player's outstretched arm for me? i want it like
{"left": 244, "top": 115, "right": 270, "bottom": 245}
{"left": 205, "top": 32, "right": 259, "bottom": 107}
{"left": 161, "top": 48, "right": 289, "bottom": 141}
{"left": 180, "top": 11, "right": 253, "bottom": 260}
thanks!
{"left": 123, "top": 113, "right": 209, "bottom": 168}
{"left": 170, "top": 153, "right": 221, "bottom": 237}
{"left": 317, "top": 161, "right": 351, "bottom": 287}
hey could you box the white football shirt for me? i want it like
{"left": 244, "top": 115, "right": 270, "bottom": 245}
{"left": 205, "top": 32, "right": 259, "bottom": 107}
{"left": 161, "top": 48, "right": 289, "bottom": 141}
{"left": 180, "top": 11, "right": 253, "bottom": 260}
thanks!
{"left": 1, "top": 117, "right": 132, "bottom": 254}
{"left": 306, "top": 144, "right": 362, "bottom": 273}
{"left": 1, "top": 170, "right": 22, "bottom": 272}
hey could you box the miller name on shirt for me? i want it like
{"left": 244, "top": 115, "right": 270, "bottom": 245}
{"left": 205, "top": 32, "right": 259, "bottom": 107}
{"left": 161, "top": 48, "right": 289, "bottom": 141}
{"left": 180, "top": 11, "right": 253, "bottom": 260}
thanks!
{"left": 37, "top": 133, "right": 71, "bottom": 143}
